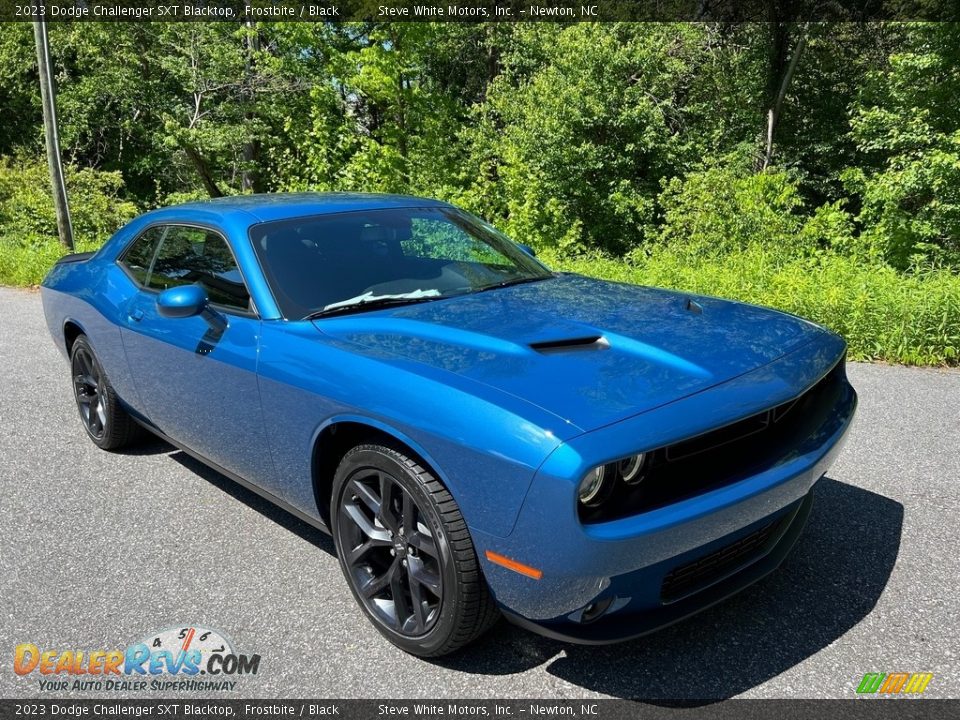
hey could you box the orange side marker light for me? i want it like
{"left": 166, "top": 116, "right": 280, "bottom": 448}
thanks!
{"left": 484, "top": 550, "right": 543, "bottom": 580}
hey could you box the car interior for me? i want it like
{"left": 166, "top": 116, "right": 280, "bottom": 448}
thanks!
{"left": 253, "top": 213, "right": 516, "bottom": 318}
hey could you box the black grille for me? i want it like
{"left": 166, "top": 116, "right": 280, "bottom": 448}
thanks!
{"left": 660, "top": 516, "right": 785, "bottom": 603}
{"left": 579, "top": 356, "right": 850, "bottom": 524}
{"left": 665, "top": 409, "right": 772, "bottom": 461}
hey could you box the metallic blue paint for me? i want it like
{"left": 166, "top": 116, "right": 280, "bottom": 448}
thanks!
{"left": 316, "top": 274, "right": 827, "bottom": 432}
{"left": 156, "top": 284, "right": 209, "bottom": 318}
{"left": 474, "top": 335, "right": 856, "bottom": 627}
{"left": 41, "top": 192, "right": 857, "bottom": 644}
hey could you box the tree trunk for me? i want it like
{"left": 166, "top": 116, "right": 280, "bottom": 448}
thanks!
{"left": 390, "top": 28, "right": 409, "bottom": 186}
{"left": 241, "top": 6, "right": 263, "bottom": 193}
{"left": 761, "top": 19, "right": 809, "bottom": 170}
{"left": 179, "top": 138, "right": 224, "bottom": 198}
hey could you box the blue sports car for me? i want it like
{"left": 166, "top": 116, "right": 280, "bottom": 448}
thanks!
{"left": 41, "top": 193, "right": 857, "bottom": 656}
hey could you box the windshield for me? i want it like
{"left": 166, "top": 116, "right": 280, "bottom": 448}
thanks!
{"left": 250, "top": 207, "right": 553, "bottom": 319}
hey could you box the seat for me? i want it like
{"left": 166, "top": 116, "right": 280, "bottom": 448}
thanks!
{"left": 259, "top": 228, "right": 326, "bottom": 317}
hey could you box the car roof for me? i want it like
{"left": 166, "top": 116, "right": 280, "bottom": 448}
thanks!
{"left": 166, "top": 192, "right": 452, "bottom": 225}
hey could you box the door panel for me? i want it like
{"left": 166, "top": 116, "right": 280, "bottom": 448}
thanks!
{"left": 118, "top": 224, "right": 275, "bottom": 487}
{"left": 122, "top": 293, "right": 273, "bottom": 484}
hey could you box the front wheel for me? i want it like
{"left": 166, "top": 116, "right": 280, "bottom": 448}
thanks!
{"left": 331, "top": 444, "right": 499, "bottom": 656}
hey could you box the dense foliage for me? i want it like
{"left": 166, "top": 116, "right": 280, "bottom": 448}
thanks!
{"left": 0, "top": 21, "right": 958, "bottom": 363}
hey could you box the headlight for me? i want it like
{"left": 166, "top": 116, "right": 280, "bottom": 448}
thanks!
{"left": 578, "top": 465, "right": 611, "bottom": 507}
{"left": 618, "top": 453, "right": 646, "bottom": 485}
{"left": 579, "top": 454, "right": 648, "bottom": 509}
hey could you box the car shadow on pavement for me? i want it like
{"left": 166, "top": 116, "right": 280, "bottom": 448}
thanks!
{"left": 164, "top": 447, "right": 337, "bottom": 556}
{"left": 138, "top": 438, "right": 902, "bottom": 701}
{"left": 435, "top": 477, "right": 904, "bottom": 703}
{"left": 111, "top": 435, "right": 180, "bottom": 456}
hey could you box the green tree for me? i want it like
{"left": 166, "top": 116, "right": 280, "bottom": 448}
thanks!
{"left": 0, "top": 23, "right": 40, "bottom": 155}
{"left": 846, "top": 23, "right": 960, "bottom": 269}
{"left": 464, "top": 23, "right": 712, "bottom": 254}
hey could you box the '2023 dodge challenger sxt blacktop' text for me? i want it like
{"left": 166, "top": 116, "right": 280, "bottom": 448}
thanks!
{"left": 41, "top": 193, "right": 857, "bottom": 656}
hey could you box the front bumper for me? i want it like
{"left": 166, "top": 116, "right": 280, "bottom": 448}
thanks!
{"left": 474, "top": 334, "right": 856, "bottom": 643}
{"left": 502, "top": 490, "right": 813, "bottom": 643}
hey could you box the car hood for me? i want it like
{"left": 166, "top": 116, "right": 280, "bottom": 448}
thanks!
{"left": 314, "top": 274, "right": 826, "bottom": 432}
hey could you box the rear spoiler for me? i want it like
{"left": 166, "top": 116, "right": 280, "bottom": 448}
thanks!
{"left": 54, "top": 251, "right": 96, "bottom": 265}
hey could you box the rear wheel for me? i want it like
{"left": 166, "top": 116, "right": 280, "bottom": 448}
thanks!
{"left": 331, "top": 444, "right": 499, "bottom": 656}
{"left": 70, "top": 335, "right": 142, "bottom": 450}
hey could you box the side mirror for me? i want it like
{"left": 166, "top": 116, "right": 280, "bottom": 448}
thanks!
{"left": 517, "top": 243, "right": 537, "bottom": 258}
{"left": 157, "top": 284, "right": 208, "bottom": 319}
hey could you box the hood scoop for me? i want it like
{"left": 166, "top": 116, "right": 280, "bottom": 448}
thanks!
{"left": 529, "top": 335, "right": 609, "bottom": 354}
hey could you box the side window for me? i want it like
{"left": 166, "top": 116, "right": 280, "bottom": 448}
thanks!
{"left": 119, "top": 226, "right": 164, "bottom": 286}
{"left": 148, "top": 226, "right": 251, "bottom": 312}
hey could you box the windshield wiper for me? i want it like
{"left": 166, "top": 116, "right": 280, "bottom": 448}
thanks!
{"left": 304, "top": 277, "right": 550, "bottom": 320}
{"left": 476, "top": 276, "right": 552, "bottom": 293}
{"left": 304, "top": 292, "right": 441, "bottom": 320}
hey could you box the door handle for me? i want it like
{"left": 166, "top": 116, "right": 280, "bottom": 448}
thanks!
{"left": 128, "top": 308, "right": 144, "bottom": 322}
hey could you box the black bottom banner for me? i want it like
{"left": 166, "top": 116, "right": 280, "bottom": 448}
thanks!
{"left": 0, "top": 700, "right": 956, "bottom": 720}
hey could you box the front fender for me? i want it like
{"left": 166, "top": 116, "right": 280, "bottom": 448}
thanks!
{"left": 256, "top": 321, "right": 575, "bottom": 537}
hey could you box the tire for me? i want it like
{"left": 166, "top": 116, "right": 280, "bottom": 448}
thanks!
{"left": 70, "top": 335, "right": 143, "bottom": 450}
{"left": 331, "top": 443, "right": 500, "bottom": 656}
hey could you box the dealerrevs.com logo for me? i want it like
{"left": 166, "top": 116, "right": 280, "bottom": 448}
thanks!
{"left": 856, "top": 672, "right": 934, "bottom": 696}
{"left": 14, "top": 626, "right": 261, "bottom": 692}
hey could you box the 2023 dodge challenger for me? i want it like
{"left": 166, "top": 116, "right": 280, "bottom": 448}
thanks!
{"left": 41, "top": 193, "right": 857, "bottom": 656}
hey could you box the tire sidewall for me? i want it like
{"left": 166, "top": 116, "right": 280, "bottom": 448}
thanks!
{"left": 331, "top": 446, "right": 462, "bottom": 656}
{"left": 70, "top": 336, "right": 113, "bottom": 448}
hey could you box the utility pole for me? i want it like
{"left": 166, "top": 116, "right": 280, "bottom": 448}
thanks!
{"left": 241, "top": 2, "right": 261, "bottom": 193}
{"left": 33, "top": 11, "right": 74, "bottom": 251}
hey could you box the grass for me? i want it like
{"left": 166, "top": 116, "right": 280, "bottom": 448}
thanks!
{"left": 2, "top": 238, "right": 957, "bottom": 366}
{"left": 544, "top": 248, "right": 960, "bottom": 366}
{"left": 0, "top": 236, "right": 100, "bottom": 287}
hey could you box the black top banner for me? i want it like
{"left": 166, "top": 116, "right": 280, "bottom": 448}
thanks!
{"left": 2, "top": 0, "right": 960, "bottom": 22}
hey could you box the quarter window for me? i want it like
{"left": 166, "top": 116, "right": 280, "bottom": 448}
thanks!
{"left": 148, "top": 226, "right": 251, "bottom": 312}
{"left": 119, "top": 226, "right": 164, "bottom": 286}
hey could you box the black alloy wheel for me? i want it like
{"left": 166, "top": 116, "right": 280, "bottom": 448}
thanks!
{"left": 72, "top": 342, "right": 106, "bottom": 440}
{"left": 339, "top": 466, "right": 443, "bottom": 635}
{"left": 69, "top": 335, "right": 142, "bottom": 450}
{"left": 332, "top": 444, "right": 499, "bottom": 656}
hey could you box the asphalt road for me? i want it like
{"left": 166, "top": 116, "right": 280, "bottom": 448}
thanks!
{"left": 1, "top": 285, "right": 959, "bottom": 701}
